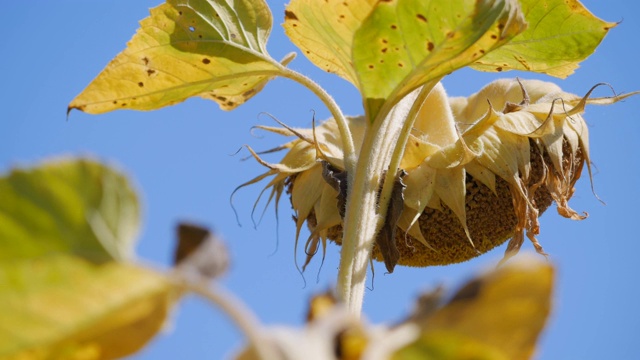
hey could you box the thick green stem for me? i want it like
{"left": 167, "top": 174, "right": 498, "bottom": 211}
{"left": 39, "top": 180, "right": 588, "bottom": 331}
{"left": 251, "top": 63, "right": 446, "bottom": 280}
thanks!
{"left": 336, "top": 83, "right": 438, "bottom": 314}
{"left": 336, "top": 79, "right": 446, "bottom": 315}
{"left": 336, "top": 116, "right": 389, "bottom": 313}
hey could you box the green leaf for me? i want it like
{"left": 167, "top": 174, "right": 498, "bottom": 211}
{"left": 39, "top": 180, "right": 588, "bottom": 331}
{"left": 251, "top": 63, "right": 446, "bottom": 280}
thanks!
{"left": 0, "top": 158, "right": 177, "bottom": 359}
{"left": 0, "top": 255, "right": 177, "bottom": 360}
{"left": 352, "top": 0, "right": 526, "bottom": 123}
{"left": 69, "top": 0, "right": 289, "bottom": 114}
{"left": 283, "top": 0, "right": 377, "bottom": 85}
{"left": 0, "top": 158, "right": 139, "bottom": 263}
{"left": 396, "top": 258, "right": 553, "bottom": 360}
{"left": 470, "top": 0, "right": 616, "bottom": 78}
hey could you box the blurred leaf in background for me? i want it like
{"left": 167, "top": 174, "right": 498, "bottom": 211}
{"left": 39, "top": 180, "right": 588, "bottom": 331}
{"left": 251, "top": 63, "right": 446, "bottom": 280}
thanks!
{"left": 0, "top": 158, "right": 179, "bottom": 360}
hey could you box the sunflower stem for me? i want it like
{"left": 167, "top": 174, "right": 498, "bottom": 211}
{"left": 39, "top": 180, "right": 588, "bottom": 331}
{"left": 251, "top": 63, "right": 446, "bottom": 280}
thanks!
{"left": 336, "top": 115, "right": 389, "bottom": 314}
{"left": 337, "top": 85, "right": 435, "bottom": 315}
{"left": 173, "top": 274, "right": 278, "bottom": 359}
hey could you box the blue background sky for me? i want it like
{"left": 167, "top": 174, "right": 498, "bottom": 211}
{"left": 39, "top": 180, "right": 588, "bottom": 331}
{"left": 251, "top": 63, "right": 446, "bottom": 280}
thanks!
{"left": 2, "top": 1, "right": 639, "bottom": 359}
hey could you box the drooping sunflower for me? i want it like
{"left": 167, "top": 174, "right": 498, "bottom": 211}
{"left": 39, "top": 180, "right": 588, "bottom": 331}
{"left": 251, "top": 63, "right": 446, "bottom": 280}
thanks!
{"left": 240, "top": 79, "right": 632, "bottom": 270}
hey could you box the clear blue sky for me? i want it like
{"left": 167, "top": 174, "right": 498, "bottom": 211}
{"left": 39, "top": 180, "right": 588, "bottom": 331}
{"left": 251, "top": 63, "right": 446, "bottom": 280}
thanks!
{"left": 2, "top": 1, "right": 639, "bottom": 359}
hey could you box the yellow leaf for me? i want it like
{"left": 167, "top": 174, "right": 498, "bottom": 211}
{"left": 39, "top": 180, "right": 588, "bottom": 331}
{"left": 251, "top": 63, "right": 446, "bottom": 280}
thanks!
{"left": 283, "top": 0, "right": 377, "bottom": 85}
{"left": 471, "top": 0, "right": 616, "bottom": 77}
{"left": 352, "top": 0, "right": 527, "bottom": 122}
{"left": 0, "top": 255, "right": 177, "bottom": 360}
{"left": 69, "top": 0, "right": 290, "bottom": 114}
{"left": 396, "top": 258, "right": 553, "bottom": 360}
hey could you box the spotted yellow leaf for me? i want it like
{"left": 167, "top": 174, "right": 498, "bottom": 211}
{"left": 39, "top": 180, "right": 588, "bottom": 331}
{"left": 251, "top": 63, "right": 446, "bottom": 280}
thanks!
{"left": 283, "top": 0, "right": 377, "bottom": 85}
{"left": 69, "top": 0, "right": 291, "bottom": 114}
{"left": 471, "top": 0, "right": 616, "bottom": 77}
{"left": 353, "top": 0, "right": 526, "bottom": 122}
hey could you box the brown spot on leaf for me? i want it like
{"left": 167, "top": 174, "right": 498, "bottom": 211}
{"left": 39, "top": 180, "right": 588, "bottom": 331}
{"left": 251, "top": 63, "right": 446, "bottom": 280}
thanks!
{"left": 226, "top": 101, "right": 235, "bottom": 107}
{"left": 142, "top": 57, "right": 149, "bottom": 65}
{"left": 368, "top": 64, "right": 374, "bottom": 69}
{"left": 284, "top": 10, "right": 298, "bottom": 20}
{"left": 216, "top": 96, "right": 227, "bottom": 101}
{"left": 381, "top": 48, "right": 388, "bottom": 53}
{"left": 243, "top": 89, "right": 256, "bottom": 97}
{"left": 480, "top": 49, "right": 485, "bottom": 54}
{"left": 112, "top": 100, "right": 117, "bottom": 104}
{"left": 496, "top": 67, "right": 503, "bottom": 71}
{"left": 491, "top": 34, "right": 498, "bottom": 39}
{"left": 147, "top": 69, "right": 156, "bottom": 76}
{"left": 416, "top": 14, "right": 427, "bottom": 22}
{"left": 202, "top": 58, "right": 211, "bottom": 64}
{"left": 178, "top": 11, "right": 183, "bottom": 15}
{"left": 339, "top": 14, "right": 345, "bottom": 19}
{"left": 138, "top": 82, "right": 144, "bottom": 87}
{"left": 498, "top": 23, "right": 505, "bottom": 30}
{"left": 382, "top": 39, "right": 388, "bottom": 44}
{"left": 427, "top": 41, "right": 434, "bottom": 51}
{"left": 446, "top": 31, "right": 455, "bottom": 38}
{"left": 398, "top": 62, "right": 404, "bottom": 67}
{"left": 121, "top": 103, "right": 127, "bottom": 107}
{"left": 390, "top": 24, "right": 398, "bottom": 30}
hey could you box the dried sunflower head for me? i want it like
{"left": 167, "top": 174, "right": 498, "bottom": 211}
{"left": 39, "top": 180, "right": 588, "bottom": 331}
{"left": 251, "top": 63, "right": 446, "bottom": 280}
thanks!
{"left": 240, "top": 79, "right": 630, "bottom": 270}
